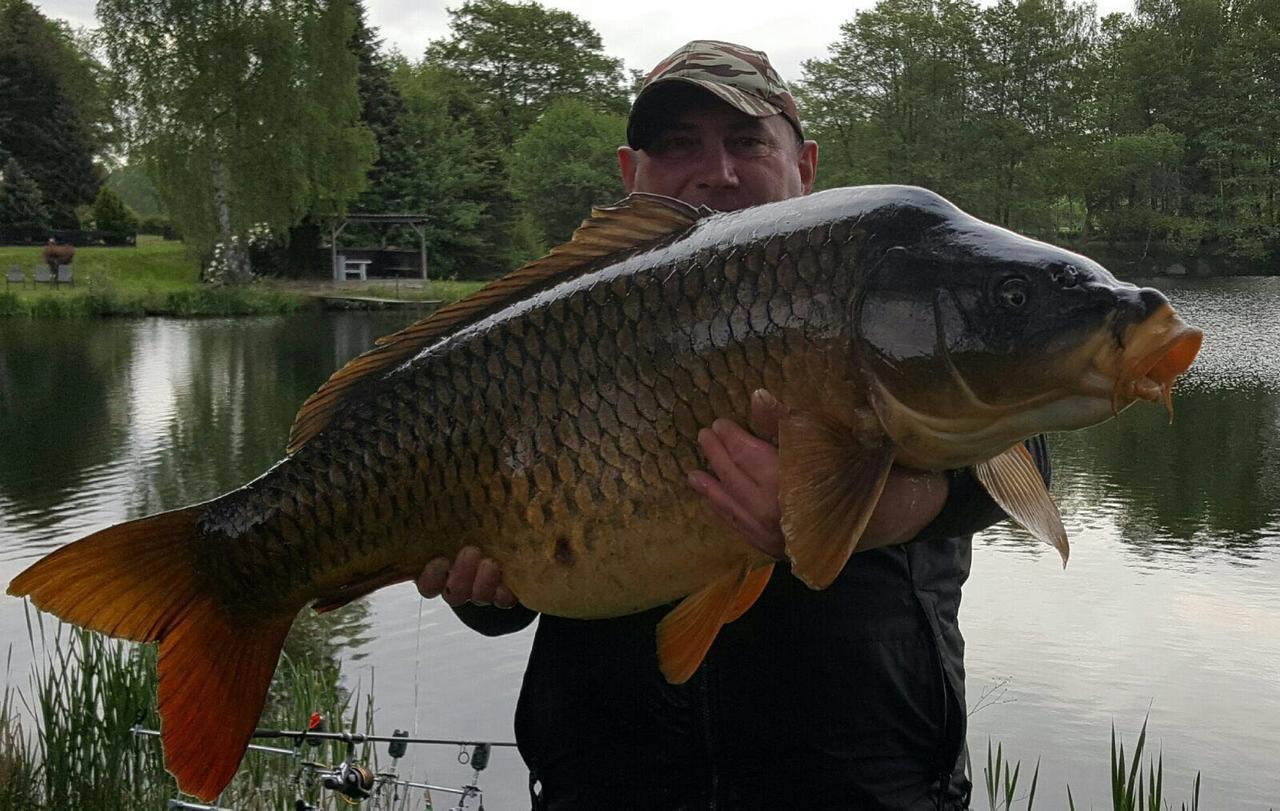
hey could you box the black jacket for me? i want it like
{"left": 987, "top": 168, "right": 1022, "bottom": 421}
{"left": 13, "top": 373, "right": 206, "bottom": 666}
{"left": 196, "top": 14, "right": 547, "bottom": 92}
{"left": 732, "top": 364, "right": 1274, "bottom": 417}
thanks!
{"left": 455, "top": 437, "right": 1050, "bottom": 811}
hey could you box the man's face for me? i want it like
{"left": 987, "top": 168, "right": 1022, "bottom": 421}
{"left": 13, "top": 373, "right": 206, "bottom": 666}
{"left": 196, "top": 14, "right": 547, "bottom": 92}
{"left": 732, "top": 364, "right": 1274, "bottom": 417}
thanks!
{"left": 618, "top": 97, "right": 818, "bottom": 212}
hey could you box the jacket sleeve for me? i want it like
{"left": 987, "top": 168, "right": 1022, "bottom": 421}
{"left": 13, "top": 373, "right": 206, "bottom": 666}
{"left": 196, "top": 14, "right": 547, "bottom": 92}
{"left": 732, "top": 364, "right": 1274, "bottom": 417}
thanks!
{"left": 913, "top": 434, "right": 1052, "bottom": 542}
{"left": 450, "top": 601, "right": 539, "bottom": 637}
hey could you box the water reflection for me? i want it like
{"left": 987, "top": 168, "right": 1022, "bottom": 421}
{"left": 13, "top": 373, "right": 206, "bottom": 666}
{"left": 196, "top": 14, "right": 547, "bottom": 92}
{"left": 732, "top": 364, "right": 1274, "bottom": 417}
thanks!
{"left": 1050, "top": 388, "right": 1280, "bottom": 554}
{"left": 0, "top": 319, "right": 134, "bottom": 515}
{"left": 0, "top": 282, "right": 1277, "bottom": 807}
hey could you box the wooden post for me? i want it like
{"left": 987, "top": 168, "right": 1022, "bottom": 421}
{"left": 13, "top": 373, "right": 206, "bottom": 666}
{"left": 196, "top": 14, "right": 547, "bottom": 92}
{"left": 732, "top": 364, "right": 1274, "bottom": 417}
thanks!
{"left": 410, "top": 221, "right": 428, "bottom": 281}
{"left": 329, "top": 218, "right": 350, "bottom": 279}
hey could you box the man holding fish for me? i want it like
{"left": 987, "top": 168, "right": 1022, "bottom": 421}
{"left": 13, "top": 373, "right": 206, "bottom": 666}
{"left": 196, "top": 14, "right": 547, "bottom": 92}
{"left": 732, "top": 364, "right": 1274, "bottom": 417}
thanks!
{"left": 418, "top": 40, "right": 1048, "bottom": 810}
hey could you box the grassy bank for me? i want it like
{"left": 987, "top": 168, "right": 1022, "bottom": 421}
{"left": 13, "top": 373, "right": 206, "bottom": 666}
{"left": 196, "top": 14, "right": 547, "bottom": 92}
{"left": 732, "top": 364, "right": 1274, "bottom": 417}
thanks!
{"left": 0, "top": 239, "right": 488, "bottom": 318}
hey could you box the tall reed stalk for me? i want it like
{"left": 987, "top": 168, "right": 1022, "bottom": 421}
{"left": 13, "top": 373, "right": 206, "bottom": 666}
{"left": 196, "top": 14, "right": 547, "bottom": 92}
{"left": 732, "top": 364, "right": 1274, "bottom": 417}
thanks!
{"left": 1, "top": 604, "right": 372, "bottom": 809}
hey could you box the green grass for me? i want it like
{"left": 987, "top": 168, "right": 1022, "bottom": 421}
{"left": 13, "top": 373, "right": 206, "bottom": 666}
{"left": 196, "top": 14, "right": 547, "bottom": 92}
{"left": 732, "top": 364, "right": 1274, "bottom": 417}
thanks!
{"left": 0, "top": 237, "right": 308, "bottom": 317}
{"left": 0, "top": 238, "right": 491, "bottom": 317}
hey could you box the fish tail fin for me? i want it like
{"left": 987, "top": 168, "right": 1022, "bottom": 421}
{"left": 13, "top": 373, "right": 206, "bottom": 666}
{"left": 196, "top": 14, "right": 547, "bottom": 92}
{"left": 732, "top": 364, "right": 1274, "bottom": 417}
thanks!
{"left": 7, "top": 507, "right": 296, "bottom": 801}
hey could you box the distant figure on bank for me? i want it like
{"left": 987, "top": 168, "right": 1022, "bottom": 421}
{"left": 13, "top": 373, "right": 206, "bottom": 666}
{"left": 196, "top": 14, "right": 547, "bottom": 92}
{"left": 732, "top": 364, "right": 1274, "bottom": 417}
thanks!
{"left": 43, "top": 238, "right": 75, "bottom": 274}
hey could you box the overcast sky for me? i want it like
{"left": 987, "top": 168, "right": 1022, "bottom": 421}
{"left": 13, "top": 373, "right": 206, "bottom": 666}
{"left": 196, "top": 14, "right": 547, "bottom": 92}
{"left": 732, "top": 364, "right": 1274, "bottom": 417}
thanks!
{"left": 38, "top": 0, "right": 1137, "bottom": 81}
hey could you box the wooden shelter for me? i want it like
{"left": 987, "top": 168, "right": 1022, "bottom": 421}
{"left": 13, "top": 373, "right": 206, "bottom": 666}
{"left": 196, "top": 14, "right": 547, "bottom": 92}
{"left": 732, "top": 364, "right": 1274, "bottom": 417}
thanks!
{"left": 327, "top": 213, "right": 429, "bottom": 281}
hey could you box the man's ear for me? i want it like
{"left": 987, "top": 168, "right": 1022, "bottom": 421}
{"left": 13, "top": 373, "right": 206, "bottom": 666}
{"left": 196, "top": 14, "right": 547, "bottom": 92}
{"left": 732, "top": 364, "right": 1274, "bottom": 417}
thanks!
{"left": 618, "top": 146, "right": 639, "bottom": 193}
{"left": 799, "top": 140, "right": 819, "bottom": 195}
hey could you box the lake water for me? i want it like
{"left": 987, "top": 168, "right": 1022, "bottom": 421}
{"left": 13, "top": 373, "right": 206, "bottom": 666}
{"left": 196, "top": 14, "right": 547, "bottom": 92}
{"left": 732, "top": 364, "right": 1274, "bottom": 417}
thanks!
{"left": 1, "top": 277, "right": 1278, "bottom": 809}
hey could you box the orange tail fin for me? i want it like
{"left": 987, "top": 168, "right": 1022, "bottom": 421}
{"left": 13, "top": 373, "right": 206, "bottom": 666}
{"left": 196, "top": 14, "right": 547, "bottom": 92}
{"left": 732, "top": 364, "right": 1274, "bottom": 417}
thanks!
{"left": 7, "top": 507, "right": 296, "bottom": 801}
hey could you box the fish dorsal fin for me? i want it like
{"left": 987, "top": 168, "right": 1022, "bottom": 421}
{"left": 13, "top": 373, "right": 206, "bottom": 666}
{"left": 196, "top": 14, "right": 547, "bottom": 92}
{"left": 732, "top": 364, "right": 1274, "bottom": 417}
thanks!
{"left": 286, "top": 193, "right": 707, "bottom": 453}
{"left": 974, "top": 442, "right": 1068, "bottom": 566}
{"left": 778, "top": 410, "right": 897, "bottom": 590}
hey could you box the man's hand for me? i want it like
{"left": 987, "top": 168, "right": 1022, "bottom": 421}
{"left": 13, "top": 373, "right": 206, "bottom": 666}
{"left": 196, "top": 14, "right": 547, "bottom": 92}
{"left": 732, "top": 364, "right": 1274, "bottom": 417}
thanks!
{"left": 686, "top": 389, "right": 950, "bottom": 559}
{"left": 416, "top": 546, "right": 518, "bottom": 609}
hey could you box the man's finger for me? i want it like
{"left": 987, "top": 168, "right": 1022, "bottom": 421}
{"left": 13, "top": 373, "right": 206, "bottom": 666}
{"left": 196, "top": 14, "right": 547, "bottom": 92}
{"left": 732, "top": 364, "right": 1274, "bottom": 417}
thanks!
{"left": 443, "top": 546, "right": 483, "bottom": 607}
{"left": 471, "top": 558, "right": 504, "bottom": 606}
{"left": 749, "top": 389, "right": 786, "bottom": 442}
{"left": 416, "top": 557, "right": 451, "bottom": 599}
{"left": 704, "top": 420, "right": 779, "bottom": 487}
{"left": 493, "top": 585, "right": 518, "bottom": 609}
{"left": 689, "top": 469, "right": 785, "bottom": 558}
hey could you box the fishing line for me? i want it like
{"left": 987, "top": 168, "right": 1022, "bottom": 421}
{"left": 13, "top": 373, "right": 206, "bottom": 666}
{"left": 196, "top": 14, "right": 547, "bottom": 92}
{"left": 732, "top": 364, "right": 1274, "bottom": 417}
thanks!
{"left": 414, "top": 598, "right": 424, "bottom": 737}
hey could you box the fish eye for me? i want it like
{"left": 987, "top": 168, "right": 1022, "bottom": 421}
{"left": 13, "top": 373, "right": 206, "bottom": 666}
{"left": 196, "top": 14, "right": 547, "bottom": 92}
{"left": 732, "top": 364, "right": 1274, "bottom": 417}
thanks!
{"left": 997, "top": 276, "right": 1030, "bottom": 310}
{"left": 1051, "top": 264, "right": 1080, "bottom": 288}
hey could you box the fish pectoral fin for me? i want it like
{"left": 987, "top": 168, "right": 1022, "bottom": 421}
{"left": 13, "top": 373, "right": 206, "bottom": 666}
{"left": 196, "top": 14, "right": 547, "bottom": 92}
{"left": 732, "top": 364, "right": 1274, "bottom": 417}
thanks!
{"left": 778, "top": 411, "right": 896, "bottom": 590}
{"left": 974, "top": 442, "right": 1069, "bottom": 566}
{"left": 313, "top": 564, "right": 421, "bottom": 613}
{"left": 656, "top": 559, "right": 762, "bottom": 684}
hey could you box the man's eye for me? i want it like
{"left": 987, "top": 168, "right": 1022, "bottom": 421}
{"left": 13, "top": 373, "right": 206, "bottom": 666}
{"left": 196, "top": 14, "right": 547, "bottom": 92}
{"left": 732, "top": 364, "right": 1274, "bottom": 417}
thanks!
{"left": 648, "top": 136, "right": 699, "bottom": 159}
{"left": 727, "top": 137, "right": 773, "bottom": 158}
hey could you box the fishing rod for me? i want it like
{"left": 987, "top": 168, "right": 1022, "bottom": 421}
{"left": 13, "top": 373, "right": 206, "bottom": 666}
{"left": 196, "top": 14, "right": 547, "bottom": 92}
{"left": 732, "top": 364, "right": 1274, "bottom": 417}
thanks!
{"left": 133, "top": 716, "right": 509, "bottom": 811}
{"left": 251, "top": 726, "right": 518, "bottom": 749}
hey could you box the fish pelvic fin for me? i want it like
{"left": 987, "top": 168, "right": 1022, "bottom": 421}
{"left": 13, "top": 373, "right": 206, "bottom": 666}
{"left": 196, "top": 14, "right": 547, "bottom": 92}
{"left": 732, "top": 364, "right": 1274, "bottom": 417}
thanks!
{"left": 778, "top": 411, "right": 896, "bottom": 590}
{"left": 287, "top": 193, "right": 708, "bottom": 454}
{"left": 656, "top": 560, "right": 771, "bottom": 684}
{"left": 974, "top": 443, "right": 1069, "bottom": 566}
{"left": 7, "top": 507, "right": 297, "bottom": 801}
{"left": 724, "top": 562, "right": 774, "bottom": 624}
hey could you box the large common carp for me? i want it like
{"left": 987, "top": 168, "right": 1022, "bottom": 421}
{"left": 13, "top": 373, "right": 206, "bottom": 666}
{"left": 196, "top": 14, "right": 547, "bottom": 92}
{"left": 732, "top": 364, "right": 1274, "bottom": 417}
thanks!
{"left": 9, "top": 185, "right": 1201, "bottom": 800}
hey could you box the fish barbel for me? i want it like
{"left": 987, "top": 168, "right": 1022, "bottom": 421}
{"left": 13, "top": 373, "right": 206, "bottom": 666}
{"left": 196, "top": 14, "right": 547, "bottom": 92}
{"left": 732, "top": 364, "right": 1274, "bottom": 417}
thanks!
{"left": 9, "top": 185, "right": 1202, "bottom": 799}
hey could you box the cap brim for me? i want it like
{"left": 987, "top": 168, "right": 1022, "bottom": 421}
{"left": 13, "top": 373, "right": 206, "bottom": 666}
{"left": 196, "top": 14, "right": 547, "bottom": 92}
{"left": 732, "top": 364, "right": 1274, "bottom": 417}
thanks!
{"left": 627, "top": 78, "right": 785, "bottom": 149}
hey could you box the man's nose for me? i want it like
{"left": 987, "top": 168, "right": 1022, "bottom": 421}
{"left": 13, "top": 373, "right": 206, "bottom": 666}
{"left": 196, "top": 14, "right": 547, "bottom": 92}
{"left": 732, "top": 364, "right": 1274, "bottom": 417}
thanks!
{"left": 696, "top": 145, "right": 739, "bottom": 187}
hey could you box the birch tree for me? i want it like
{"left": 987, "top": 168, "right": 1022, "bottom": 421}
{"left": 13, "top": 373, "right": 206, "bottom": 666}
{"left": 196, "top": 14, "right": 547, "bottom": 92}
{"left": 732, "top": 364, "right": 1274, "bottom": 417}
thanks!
{"left": 99, "top": 0, "right": 375, "bottom": 281}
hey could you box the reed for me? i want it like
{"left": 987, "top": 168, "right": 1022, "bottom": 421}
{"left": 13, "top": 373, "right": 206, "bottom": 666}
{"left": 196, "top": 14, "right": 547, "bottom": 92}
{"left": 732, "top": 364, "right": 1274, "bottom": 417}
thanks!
{"left": 1, "top": 603, "right": 377, "bottom": 809}
{"left": 974, "top": 716, "right": 1207, "bottom": 811}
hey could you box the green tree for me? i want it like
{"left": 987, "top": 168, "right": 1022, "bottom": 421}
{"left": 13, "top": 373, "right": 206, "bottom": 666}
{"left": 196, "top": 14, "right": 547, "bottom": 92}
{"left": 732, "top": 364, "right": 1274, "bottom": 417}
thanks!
{"left": 0, "top": 157, "right": 50, "bottom": 232}
{"left": 91, "top": 185, "right": 138, "bottom": 242}
{"left": 423, "top": 0, "right": 629, "bottom": 146}
{"left": 347, "top": 0, "right": 412, "bottom": 214}
{"left": 510, "top": 97, "right": 625, "bottom": 248}
{"left": 973, "top": 0, "right": 1098, "bottom": 233}
{"left": 106, "top": 161, "right": 165, "bottom": 218}
{"left": 799, "top": 0, "right": 1002, "bottom": 205}
{"left": 0, "top": 0, "right": 110, "bottom": 227}
{"left": 389, "top": 59, "right": 514, "bottom": 278}
{"left": 99, "top": 0, "right": 376, "bottom": 282}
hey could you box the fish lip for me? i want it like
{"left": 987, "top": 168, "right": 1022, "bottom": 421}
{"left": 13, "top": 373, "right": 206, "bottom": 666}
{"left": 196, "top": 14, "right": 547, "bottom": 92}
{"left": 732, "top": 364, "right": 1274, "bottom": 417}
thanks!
{"left": 1110, "top": 304, "right": 1203, "bottom": 413}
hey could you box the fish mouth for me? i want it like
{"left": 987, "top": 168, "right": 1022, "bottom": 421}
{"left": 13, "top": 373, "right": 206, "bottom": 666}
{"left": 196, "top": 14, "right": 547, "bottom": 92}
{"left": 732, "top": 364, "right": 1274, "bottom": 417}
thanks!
{"left": 1110, "top": 304, "right": 1203, "bottom": 418}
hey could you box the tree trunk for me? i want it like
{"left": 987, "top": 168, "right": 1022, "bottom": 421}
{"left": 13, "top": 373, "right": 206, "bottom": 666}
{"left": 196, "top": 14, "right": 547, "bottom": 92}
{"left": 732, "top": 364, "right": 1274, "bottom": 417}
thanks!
{"left": 211, "top": 156, "right": 251, "bottom": 284}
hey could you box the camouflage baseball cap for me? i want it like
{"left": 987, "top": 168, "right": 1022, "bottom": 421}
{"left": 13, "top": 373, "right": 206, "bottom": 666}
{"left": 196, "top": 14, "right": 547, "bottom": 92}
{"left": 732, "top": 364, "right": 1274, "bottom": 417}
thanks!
{"left": 626, "top": 40, "right": 803, "bottom": 149}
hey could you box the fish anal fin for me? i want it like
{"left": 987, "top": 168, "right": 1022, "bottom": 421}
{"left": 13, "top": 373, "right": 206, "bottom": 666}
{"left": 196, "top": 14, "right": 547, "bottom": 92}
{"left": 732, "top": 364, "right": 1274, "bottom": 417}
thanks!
{"left": 724, "top": 563, "right": 774, "bottom": 624}
{"left": 286, "top": 193, "right": 708, "bottom": 454}
{"left": 974, "top": 443, "right": 1068, "bottom": 566}
{"left": 778, "top": 411, "right": 895, "bottom": 590}
{"left": 158, "top": 605, "right": 292, "bottom": 801}
{"left": 312, "top": 565, "right": 420, "bottom": 613}
{"left": 656, "top": 559, "right": 757, "bottom": 684}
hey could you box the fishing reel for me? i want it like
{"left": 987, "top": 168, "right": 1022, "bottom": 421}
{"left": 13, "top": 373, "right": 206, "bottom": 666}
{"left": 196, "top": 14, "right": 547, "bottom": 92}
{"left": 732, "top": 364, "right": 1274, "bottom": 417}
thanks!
{"left": 321, "top": 761, "right": 377, "bottom": 800}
